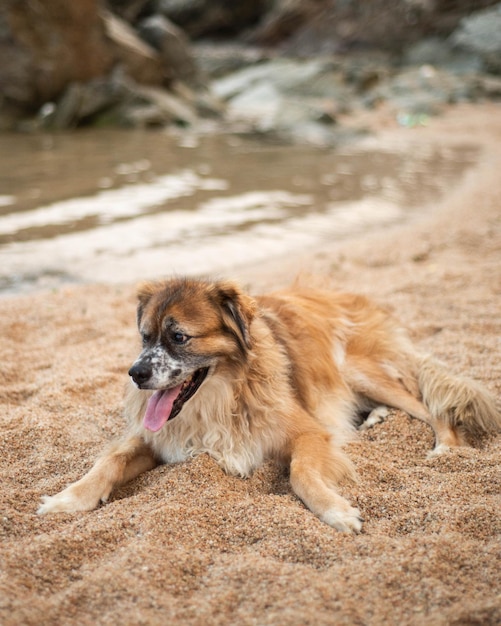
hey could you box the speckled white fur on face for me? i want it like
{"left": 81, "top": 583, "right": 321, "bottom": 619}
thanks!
{"left": 132, "top": 344, "right": 187, "bottom": 389}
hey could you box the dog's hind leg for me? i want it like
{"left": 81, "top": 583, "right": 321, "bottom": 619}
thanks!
{"left": 417, "top": 356, "right": 500, "bottom": 453}
{"left": 349, "top": 365, "right": 466, "bottom": 454}
{"left": 380, "top": 385, "right": 464, "bottom": 453}
{"left": 289, "top": 428, "right": 362, "bottom": 532}
{"left": 359, "top": 405, "right": 391, "bottom": 430}
{"left": 38, "top": 435, "right": 158, "bottom": 514}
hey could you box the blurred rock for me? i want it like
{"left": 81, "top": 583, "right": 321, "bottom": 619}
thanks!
{"left": 137, "top": 15, "right": 198, "bottom": 84}
{"left": 171, "top": 81, "right": 225, "bottom": 119}
{"left": 38, "top": 68, "right": 224, "bottom": 130}
{"left": 1, "top": 0, "right": 501, "bottom": 135}
{"left": 192, "top": 43, "right": 269, "bottom": 79}
{"left": 151, "top": 0, "right": 266, "bottom": 37}
{"left": 368, "top": 65, "right": 484, "bottom": 117}
{"left": 107, "top": 0, "right": 151, "bottom": 22}
{"left": 102, "top": 11, "right": 165, "bottom": 85}
{"left": 247, "top": 0, "right": 317, "bottom": 47}
{"left": 115, "top": 83, "right": 224, "bottom": 127}
{"left": 212, "top": 58, "right": 356, "bottom": 145}
{"left": 451, "top": 3, "right": 501, "bottom": 74}
{"left": 0, "top": 0, "right": 112, "bottom": 114}
{"left": 246, "top": 0, "right": 501, "bottom": 57}
{"left": 45, "top": 76, "right": 123, "bottom": 129}
{"left": 476, "top": 74, "right": 501, "bottom": 98}
{"left": 403, "top": 37, "right": 483, "bottom": 74}
{"left": 0, "top": 0, "right": 213, "bottom": 129}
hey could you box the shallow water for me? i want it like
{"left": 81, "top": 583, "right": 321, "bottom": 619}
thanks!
{"left": 0, "top": 129, "right": 477, "bottom": 294}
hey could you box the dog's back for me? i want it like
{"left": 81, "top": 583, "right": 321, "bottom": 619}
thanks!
{"left": 258, "top": 285, "right": 500, "bottom": 450}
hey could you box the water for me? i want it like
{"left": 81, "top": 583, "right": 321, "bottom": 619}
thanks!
{"left": 0, "top": 129, "right": 477, "bottom": 294}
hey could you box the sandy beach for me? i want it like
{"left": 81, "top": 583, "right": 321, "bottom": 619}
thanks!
{"left": 1, "top": 102, "right": 500, "bottom": 625}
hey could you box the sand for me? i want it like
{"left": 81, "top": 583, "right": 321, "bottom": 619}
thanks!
{"left": 1, "top": 103, "right": 500, "bottom": 626}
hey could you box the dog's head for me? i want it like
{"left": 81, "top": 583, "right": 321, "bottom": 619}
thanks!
{"left": 128, "top": 277, "right": 256, "bottom": 432}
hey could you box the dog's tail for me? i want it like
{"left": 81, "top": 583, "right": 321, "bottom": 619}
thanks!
{"left": 418, "top": 355, "right": 501, "bottom": 436}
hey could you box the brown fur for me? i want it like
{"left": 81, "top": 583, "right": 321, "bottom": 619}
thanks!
{"left": 38, "top": 277, "right": 500, "bottom": 531}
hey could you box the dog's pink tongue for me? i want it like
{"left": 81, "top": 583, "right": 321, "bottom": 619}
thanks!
{"left": 143, "top": 385, "right": 183, "bottom": 432}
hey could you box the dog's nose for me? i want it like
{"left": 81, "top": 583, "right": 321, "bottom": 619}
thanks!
{"left": 128, "top": 362, "right": 151, "bottom": 386}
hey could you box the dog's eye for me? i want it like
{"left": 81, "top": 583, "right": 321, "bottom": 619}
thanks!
{"left": 172, "top": 331, "right": 190, "bottom": 344}
{"left": 141, "top": 332, "right": 152, "bottom": 345}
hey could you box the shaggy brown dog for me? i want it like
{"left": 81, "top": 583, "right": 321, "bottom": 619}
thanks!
{"left": 38, "top": 277, "right": 500, "bottom": 531}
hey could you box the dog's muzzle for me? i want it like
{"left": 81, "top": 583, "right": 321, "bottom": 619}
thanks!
{"left": 128, "top": 361, "right": 152, "bottom": 387}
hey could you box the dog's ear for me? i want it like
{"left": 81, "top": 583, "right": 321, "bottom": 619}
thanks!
{"left": 135, "top": 281, "right": 159, "bottom": 327}
{"left": 215, "top": 281, "right": 256, "bottom": 352}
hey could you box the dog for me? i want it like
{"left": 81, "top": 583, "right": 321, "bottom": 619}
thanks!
{"left": 38, "top": 277, "right": 500, "bottom": 531}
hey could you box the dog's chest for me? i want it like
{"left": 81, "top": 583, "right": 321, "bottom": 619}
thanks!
{"left": 142, "top": 377, "right": 269, "bottom": 477}
{"left": 147, "top": 417, "right": 266, "bottom": 477}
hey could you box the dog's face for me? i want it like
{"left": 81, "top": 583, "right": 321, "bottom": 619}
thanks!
{"left": 128, "top": 278, "right": 255, "bottom": 431}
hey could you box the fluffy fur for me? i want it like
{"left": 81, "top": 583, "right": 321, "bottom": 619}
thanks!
{"left": 38, "top": 277, "right": 500, "bottom": 531}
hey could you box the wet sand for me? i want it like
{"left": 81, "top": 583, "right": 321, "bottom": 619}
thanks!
{"left": 1, "top": 103, "right": 500, "bottom": 625}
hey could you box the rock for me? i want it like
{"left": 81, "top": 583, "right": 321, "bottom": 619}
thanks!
{"left": 192, "top": 43, "right": 269, "bottom": 79}
{"left": 107, "top": 0, "right": 151, "bottom": 23}
{"left": 212, "top": 57, "right": 355, "bottom": 145}
{"left": 131, "top": 84, "right": 197, "bottom": 125}
{"left": 0, "top": 0, "right": 197, "bottom": 128}
{"left": 342, "top": 56, "right": 391, "bottom": 94}
{"left": 252, "top": 0, "right": 432, "bottom": 54}
{"left": 212, "top": 58, "right": 346, "bottom": 101}
{"left": 403, "top": 37, "right": 483, "bottom": 74}
{"left": 171, "top": 81, "right": 225, "bottom": 119}
{"left": 451, "top": 3, "right": 501, "bottom": 74}
{"left": 137, "top": 15, "right": 198, "bottom": 84}
{"left": 476, "top": 74, "right": 501, "bottom": 98}
{"left": 46, "top": 81, "right": 116, "bottom": 129}
{"left": 151, "top": 0, "right": 266, "bottom": 38}
{"left": 2, "top": 0, "right": 501, "bottom": 134}
{"left": 248, "top": 0, "right": 501, "bottom": 57}
{"left": 39, "top": 69, "right": 132, "bottom": 129}
{"left": 0, "top": 0, "right": 113, "bottom": 113}
{"left": 247, "top": 0, "right": 319, "bottom": 47}
{"left": 370, "top": 66, "right": 484, "bottom": 117}
{"left": 101, "top": 11, "right": 165, "bottom": 85}
{"left": 39, "top": 69, "right": 209, "bottom": 129}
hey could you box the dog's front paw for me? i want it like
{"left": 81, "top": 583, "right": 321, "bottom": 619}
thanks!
{"left": 37, "top": 484, "right": 104, "bottom": 514}
{"left": 37, "top": 493, "right": 77, "bottom": 515}
{"left": 321, "top": 505, "right": 363, "bottom": 533}
{"left": 426, "top": 443, "right": 451, "bottom": 459}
